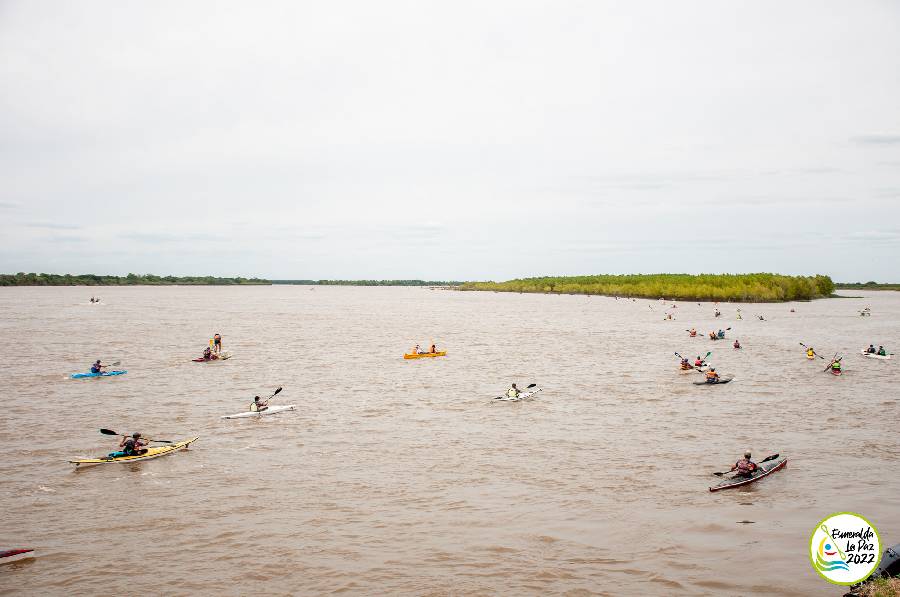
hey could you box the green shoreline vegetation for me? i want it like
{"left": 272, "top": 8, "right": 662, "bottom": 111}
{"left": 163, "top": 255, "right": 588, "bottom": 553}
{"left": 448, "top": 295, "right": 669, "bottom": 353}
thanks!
{"left": 835, "top": 281, "right": 900, "bottom": 291}
{"left": 460, "top": 274, "right": 835, "bottom": 302}
{"left": 0, "top": 273, "right": 269, "bottom": 286}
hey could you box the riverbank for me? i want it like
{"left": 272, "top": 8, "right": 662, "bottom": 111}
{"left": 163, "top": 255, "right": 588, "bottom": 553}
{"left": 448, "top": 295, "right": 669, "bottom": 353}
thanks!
{"left": 0, "top": 273, "right": 269, "bottom": 286}
{"left": 460, "top": 273, "right": 835, "bottom": 302}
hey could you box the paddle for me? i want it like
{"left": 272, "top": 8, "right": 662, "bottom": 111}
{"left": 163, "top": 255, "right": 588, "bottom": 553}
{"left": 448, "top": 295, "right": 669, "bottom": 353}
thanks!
{"left": 100, "top": 428, "right": 172, "bottom": 443}
{"left": 713, "top": 453, "right": 779, "bottom": 476}
{"left": 252, "top": 387, "right": 283, "bottom": 410}
{"left": 824, "top": 356, "right": 842, "bottom": 372}
{"left": 494, "top": 383, "right": 537, "bottom": 400}
{"left": 799, "top": 342, "right": 825, "bottom": 360}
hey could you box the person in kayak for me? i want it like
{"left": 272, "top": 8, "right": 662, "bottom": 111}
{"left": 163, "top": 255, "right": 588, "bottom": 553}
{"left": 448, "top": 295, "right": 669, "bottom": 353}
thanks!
{"left": 507, "top": 384, "right": 520, "bottom": 399}
{"left": 877, "top": 346, "right": 887, "bottom": 356}
{"left": 717, "top": 329, "right": 725, "bottom": 339}
{"left": 680, "top": 357, "right": 692, "bottom": 370}
{"left": 830, "top": 359, "right": 842, "bottom": 374}
{"left": 249, "top": 396, "right": 269, "bottom": 413}
{"left": 705, "top": 368, "right": 720, "bottom": 383}
{"left": 202, "top": 346, "right": 212, "bottom": 360}
{"left": 865, "top": 344, "right": 876, "bottom": 354}
{"left": 733, "top": 339, "right": 741, "bottom": 349}
{"left": 118, "top": 433, "right": 147, "bottom": 456}
{"left": 90, "top": 360, "right": 107, "bottom": 374}
{"left": 730, "top": 452, "right": 758, "bottom": 478}
{"left": 694, "top": 355, "right": 705, "bottom": 367}
{"left": 213, "top": 333, "right": 222, "bottom": 354}
{"left": 412, "top": 344, "right": 422, "bottom": 354}
{"left": 689, "top": 328, "right": 697, "bottom": 337}
{"left": 807, "top": 347, "right": 816, "bottom": 359}
{"left": 430, "top": 343, "right": 437, "bottom": 353}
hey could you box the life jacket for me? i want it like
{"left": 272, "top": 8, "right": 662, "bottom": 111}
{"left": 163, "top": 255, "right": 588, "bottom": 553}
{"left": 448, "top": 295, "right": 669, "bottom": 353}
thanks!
{"left": 706, "top": 371, "right": 718, "bottom": 380}
{"left": 717, "top": 331, "right": 725, "bottom": 338}
{"left": 832, "top": 361, "right": 841, "bottom": 370}
{"left": 735, "top": 458, "right": 756, "bottom": 475}
{"left": 250, "top": 402, "right": 260, "bottom": 412}
{"left": 123, "top": 439, "right": 138, "bottom": 455}
{"left": 807, "top": 349, "right": 814, "bottom": 357}
{"left": 694, "top": 359, "right": 703, "bottom": 367}
{"left": 507, "top": 388, "right": 518, "bottom": 398}
{"left": 878, "top": 349, "right": 887, "bottom": 356}
{"left": 91, "top": 364, "right": 101, "bottom": 373}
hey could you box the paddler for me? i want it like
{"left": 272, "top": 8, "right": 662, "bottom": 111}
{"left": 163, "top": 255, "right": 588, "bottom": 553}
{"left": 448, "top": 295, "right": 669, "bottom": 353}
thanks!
{"left": 708, "top": 331, "right": 717, "bottom": 340}
{"left": 213, "top": 333, "right": 222, "bottom": 354}
{"left": 413, "top": 344, "right": 421, "bottom": 354}
{"left": 430, "top": 343, "right": 437, "bottom": 353}
{"left": 202, "top": 346, "right": 212, "bottom": 360}
{"left": 705, "top": 368, "right": 720, "bottom": 383}
{"left": 733, "top": 339, "right": 741, "bottom": 349}
{"left": 878, "top": 346, "right": 887, "bottom": 356}
{"left": 249, "top": 396, "right": 268, "bottom": 413}
{"left": 689, "top": 328, "right": 697, "bottom": 337}
{"left": 807, "top": 347, "right": 815, "bottom": 359}
{"left": 113, "top": 433, "right": 147, "bottom": 457}
{"left": 90, "top": 359, "right": 106, "bottom": 374}
{"left": 730, "top": 452, "right": 758, "bottom": 478}
{"left": 829, "top": 359, "right": 842, "bottom": 374}
{"left": 717, "top": 329, "right": 725, "bottom": 339}
{"left": 866, "top": 344, "right": 876, "bottom": 354}
{"left": 506, "top": 383, "right": 520, "bottom": 399}
{"left": 680, "top": 357, "right": 692, "bottom": 370}
{"left": 694, "top": 355, "right": 705, "bottom": 368}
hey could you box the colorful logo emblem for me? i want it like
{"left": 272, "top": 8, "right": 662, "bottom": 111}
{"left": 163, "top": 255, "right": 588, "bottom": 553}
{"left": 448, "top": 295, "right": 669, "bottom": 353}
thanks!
{"left": 809, "top": 512, "right": 881, "bottom": 585}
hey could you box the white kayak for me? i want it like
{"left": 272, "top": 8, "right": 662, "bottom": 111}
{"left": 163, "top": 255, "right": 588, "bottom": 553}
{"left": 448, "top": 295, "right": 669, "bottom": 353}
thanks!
{"left": 861, "top": 350, "right": 892, "bottom": 360}
{"left": 221, "top": 404, "right": 296, "bottom": 419}
{"left": 494, "top": 389, "right": 542, "bottom": 402}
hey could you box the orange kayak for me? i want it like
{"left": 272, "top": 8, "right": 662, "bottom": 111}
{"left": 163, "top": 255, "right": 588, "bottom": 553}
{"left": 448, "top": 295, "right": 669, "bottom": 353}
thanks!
{"left": 404, "top": 351, "right": 447, "bottom": 359}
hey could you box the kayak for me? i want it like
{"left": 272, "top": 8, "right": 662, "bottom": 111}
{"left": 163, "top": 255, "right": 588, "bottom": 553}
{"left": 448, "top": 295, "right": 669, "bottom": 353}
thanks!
{"left": 71, "top": 370, "right": 127, "bottom": 379}
{"left": 222, "top": 404, "right": 296, "bottom": 419}
{"left": 830, "top": 368, "right": 842, "bottom": 376}
{"left": 70, "top": 437, "right": 199, "bottom": 467}
{"left": 709, "top": 456, "right": 787, "bottom": 492}
{"left": 679, "top": 367, "right": 707, "bottom": 374}
{"left": 693, "top": 376, "right": 734, "bottom": 385}
{"left": 404, "top": 351, "right": 447, "bottom": 359}
{"left": 192, "top": 351, "right": 233, "bottom": 363}
{"left": 0, "top": 549, "right": 34, "bottom": 564}
{"left": 861, "top": 350, "right": 892, "bottom": 360}
{"left": 806, "top": 354, "right": 815, "bottom": 360}
{"left": 494, "top": 389, "right": 541, "bottom": 402}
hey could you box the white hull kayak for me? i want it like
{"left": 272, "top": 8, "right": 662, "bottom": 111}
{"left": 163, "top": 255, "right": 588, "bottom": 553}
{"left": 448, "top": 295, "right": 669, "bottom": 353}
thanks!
{"left": 861, "top": 350, "right": 892, "bottom": 360}
{"left": 494, "top": 389, "right": 541, "bottom": 402}
{"left": 222, "top": 404, "right": 296, "bottom": 419}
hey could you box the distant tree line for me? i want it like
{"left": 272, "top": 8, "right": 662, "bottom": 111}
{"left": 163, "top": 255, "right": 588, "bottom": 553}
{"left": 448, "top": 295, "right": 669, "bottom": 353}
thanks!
{"left": 460, "top": 273, "right": 835, "bottom": 302}
{"left": 0, "top": 273, "right": 270, "bottom": 286}
{"left": 835, "top": 281, "right": 900, "bottom": 290}
{"left": 271, "top": 279, "right": 463, "bottom": 286}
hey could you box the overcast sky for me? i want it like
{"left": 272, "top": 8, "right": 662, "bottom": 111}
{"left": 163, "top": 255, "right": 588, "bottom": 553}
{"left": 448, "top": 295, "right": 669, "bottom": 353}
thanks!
{"left": 2, "top": 1, "right": 899, "bottom": 281}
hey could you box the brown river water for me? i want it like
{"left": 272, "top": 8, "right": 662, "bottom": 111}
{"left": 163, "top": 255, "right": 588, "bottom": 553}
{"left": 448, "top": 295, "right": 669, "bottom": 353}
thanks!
{"left": 0, "top": 286, "right": 897, "bottom": 596}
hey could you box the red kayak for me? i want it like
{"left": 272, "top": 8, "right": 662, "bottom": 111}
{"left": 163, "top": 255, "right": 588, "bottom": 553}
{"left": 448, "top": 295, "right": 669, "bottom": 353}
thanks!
{"left": 1, "top": 549, "right": 34, "bottom": 564}
{"left": 830, "top": 368, "right": 842, "bottom": 376}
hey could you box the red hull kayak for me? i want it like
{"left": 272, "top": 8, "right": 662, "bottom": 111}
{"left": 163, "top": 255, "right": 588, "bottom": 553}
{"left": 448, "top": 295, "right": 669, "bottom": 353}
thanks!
{"left": 1, "top": 549, "right": 34, "bottom": 564}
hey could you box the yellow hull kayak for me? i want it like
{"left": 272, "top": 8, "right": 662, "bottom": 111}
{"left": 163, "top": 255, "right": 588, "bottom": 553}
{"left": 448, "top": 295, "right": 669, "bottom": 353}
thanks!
{"left": 70, "top": 437, "right": 199, "bottom": 467}
{"left": 403, "top": 351, "right": 447, "bottom": 359}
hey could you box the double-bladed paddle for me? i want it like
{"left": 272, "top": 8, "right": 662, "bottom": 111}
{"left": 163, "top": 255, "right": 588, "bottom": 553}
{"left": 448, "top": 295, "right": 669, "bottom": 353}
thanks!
{"left": 713, "top": 453, "right": 779, "bottom": 476}
{"left": 251, "top": 386, "right": 283, "bottom": 409}
{"left": 799, "top": 342, "right": 825, "bottom": 359}
{"left": 100, "top": 428, "right": 172, "bottom": 443}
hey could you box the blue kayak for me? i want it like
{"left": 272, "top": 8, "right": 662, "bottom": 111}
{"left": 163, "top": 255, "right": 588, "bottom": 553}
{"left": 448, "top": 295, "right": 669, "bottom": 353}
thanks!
{"left": 71, "top": 370, "right": 127, "bottom": 379}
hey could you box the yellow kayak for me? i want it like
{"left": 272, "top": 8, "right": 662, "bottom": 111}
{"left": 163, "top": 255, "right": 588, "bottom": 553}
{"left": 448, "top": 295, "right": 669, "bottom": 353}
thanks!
{"left": 70, "top": 437, "right": 199, "bottom": 467}
{"left": 403, "top": 351, "right": 447, "bottom": 359}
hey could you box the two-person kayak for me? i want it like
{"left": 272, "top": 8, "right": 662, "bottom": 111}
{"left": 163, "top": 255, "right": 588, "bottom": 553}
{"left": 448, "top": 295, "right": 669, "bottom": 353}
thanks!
{"left": 71, "top": 370, "right": 127, "bottom": 379}
{"left": 710, "top": 455, "right": 787, "bottom": 491}
{"left": 403, "top": 351, "right": 447, "bottom": 359}
{"left": 70, "top": 437, "right": 198, "bottom": 467}
{"left": 860, "top": 350, "right": 892, "bottom": 360}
